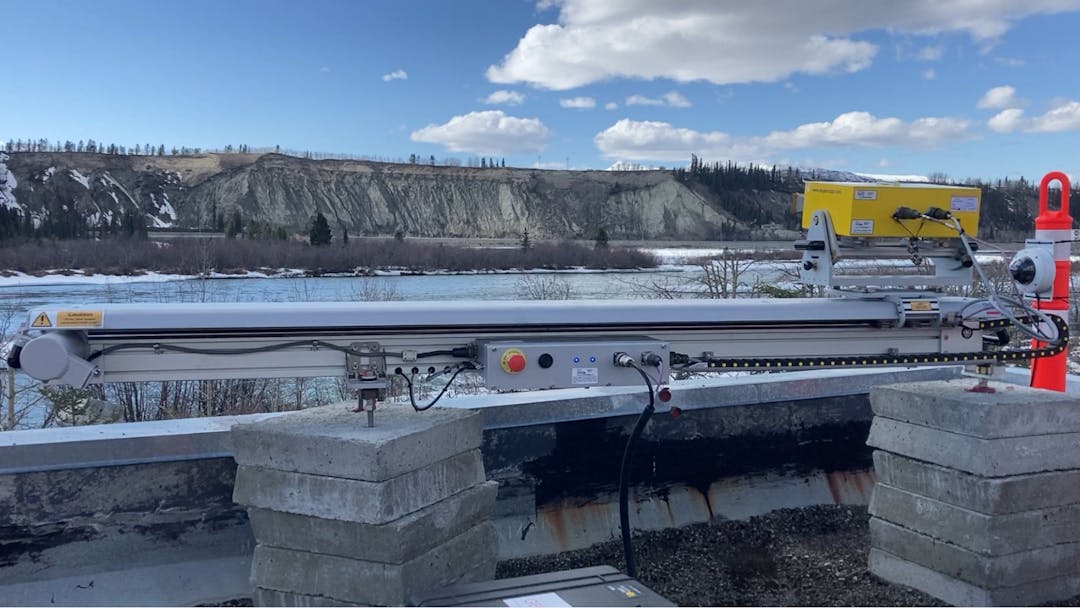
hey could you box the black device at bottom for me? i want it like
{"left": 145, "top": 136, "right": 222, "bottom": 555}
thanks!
{"left": 416, "top": 565, "right": 675, "bottom": 607}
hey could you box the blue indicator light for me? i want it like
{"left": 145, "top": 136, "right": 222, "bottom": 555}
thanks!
{"left": 573, "top": 356, "right": 581, "bottom": 363}
{"left": 589, "top": 356, "right": 597, "bottom": 363}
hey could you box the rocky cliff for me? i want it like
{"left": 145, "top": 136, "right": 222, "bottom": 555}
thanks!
{"left": 2, "top": 152, "right": 797, "bottom": 240}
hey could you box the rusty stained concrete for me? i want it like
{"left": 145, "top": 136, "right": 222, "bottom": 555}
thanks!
{"left": 485, "top": 394, "right": 877, "bottom": 558}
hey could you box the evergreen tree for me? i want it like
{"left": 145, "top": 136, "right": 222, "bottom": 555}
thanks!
{"left": 594, "top": 227, "right": 609, "bottom": 250}
{"left": 226, "top": 208, "right": 243, "bottom": 239}
{"left": 309, "top": 212, "right": 332, "bottom": 246}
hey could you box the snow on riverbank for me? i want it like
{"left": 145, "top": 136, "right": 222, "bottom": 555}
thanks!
{"left": 0, "top": 265, "right": 688, "bottom": 288}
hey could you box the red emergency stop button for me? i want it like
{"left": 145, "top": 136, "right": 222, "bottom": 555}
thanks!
{"left": 501, "top": 349, "right": 527, "bottom": 374}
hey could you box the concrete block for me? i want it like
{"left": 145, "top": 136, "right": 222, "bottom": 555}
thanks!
{"left": 232, "top": 404, "right": 482, "bottom": 481}
{"left": 870, "top": 381, "right": 1080, "bottom": 438}
{"left": 867, "top": 417, "right": 1080, "bottom": 476}
{"left": 234, "top": 450, "right": 486, "bottom": 525}
{"left": 247, "top": 481, "right": 498, "bottom": 563}
{"left": 870, "top": 517, "right": 1080, "bottom": 588}
{"left": 870, "top": 547, "right": 1080, "bottom": 607}
{"left": 873, "top": 451, "right": 1080, "bottom": 514}
{"left": 254, "top": 587, "right": 365, "bottom": 607}
{"left": 869, "top": 482, "right": 1080, "bottom": 554}
{"left": 252, "top": 522, "right": 497, "bottom": 606}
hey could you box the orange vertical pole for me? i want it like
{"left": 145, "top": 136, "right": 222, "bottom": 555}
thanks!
{"left": 1031, "top": 171, "right": 1072, "bottom": 391}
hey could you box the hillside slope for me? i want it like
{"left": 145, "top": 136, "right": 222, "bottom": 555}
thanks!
{"left": 2, "top": 152, "right": 799, "bottom": 240}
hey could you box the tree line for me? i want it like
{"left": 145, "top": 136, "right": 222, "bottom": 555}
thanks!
{"left": 4, "top": 137, "right": 511, "bottom": 169}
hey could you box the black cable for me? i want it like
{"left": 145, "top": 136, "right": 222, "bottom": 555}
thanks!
{"left": 88, "top": 339, "right": 317, "bottom": 361}
{"left": 398, "top": 364, "right": 473, "bottom": 412}
{"left": 1031, "top": 293, "right": 1043, "bottom": 387}
{"left": 87, "top": 340, "right": 406, "bottom": 361}
{"left": 619, "top": 362, "right": 655, "bottom": 579}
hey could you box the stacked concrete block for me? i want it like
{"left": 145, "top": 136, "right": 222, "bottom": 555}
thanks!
{"left": 867, "top": 380, "right": 1080, "bottom": 606}
{"left": 231, "top": 405, "right": 499, "bottom": 607}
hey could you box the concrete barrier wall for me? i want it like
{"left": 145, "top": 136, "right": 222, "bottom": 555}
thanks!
{"left": 0, "top": 367, "right": 960, "bottom": 606}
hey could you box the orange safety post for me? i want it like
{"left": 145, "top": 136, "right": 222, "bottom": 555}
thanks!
{"left": 1031, "top": 171, "right": 1072, "bottom": 391}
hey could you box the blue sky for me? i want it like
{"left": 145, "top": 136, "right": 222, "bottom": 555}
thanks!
{"left": 4, "top": 0, "right": 1080, "bottom": 181}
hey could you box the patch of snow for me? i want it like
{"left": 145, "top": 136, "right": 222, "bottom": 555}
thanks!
{"left": 0, "top": 161, "right": 17, "bottom": 211}
{"left": 607, "top": 160, "right": 659, "bottom": 171}
{"left": 853, "top": 172, "right": 930, "bottom": 183}
{"left": 102, "top": 172, "right": 136, "bottom": 205}
{"left": 150, "top": 215, "right": 174, "bottom": 228}
{"left": 158, "top": 191, "right": 176, "bottom": 220}
{"left": 0, "top": 271, "right": 196, "bottom": 287}
{"left": 69, "top": 169, "right": 90, "bottom": 189}
{"left": 40, "top": 167, "right": 55, "bottom": 182}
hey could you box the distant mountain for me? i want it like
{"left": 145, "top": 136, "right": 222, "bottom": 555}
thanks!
{"left": 0, "top": 152, "right": 1056, "bottom": 243}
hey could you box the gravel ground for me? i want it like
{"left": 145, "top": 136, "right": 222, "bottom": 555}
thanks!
{"left": 498, "top": 504, "right": 1080, "bottom": 607}
{"left": 497, "top": 505, "right": 943, "bottom": 607}
{"left": 211, "top": 504, "right": 1080, "bottom": 607}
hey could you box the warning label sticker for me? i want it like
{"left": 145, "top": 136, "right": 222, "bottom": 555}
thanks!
{"left": 850, "top": 219, "right": 875, "bottom": 235}
{"left": 56, "top": 311, "right": 104, "bottom": 328}
{"left": 31, "top": 312, "right": 52, "bottom": 328}
{"left": 854, "top": 189, "right": 878, "bottom": 200}
{"left": 950, "top": 196, "right": 979, "bottom": 212}
{"left": 572, "top": 367, "right": 599, "bottom": 385}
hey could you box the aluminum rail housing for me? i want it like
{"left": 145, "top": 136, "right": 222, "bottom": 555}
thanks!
{"left": 12, "top": 297, "right": 986, "bottom": 387}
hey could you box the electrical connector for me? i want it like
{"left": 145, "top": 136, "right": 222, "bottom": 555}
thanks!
{"left": 642, "top": 352, "right": 664, "bottom": 368}
{"left": 613, "top": 352, "right": 635, "bottom": 367}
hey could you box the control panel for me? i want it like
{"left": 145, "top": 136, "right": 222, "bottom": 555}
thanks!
{"left": 477, "top": 338, "right": 669, "bottom": 391}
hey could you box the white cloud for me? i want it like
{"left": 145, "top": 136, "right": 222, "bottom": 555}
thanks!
{"left": 977, "top": 85, "right": 1022, "bottom": 109}
{"left": 625, "top": 92, "right": 691, "bottom": 108}
{"left": 595, "top": 119, "right": 743, "bottom": 161}
{"left": 382, "top": 69, "right": 408, "bottom": 82}
{"left": 487, "top": 1, "right": 1080, "bottom": 90}
{"left": 626, "top": 95, "right": 663, "bottom": 107}
{"left": 594, "top": 111, "right": 974, "bottom": 161}
{"left": 410, "top": 110, "right": 550, "bottom": 155}
{"left": 922, "top": 68, "right": 936, "bottom": 80}
{"left": 916, "top": 45, "right": 944, "bottom": 61}
{"left": 604, "top": 101, "right": 618, "bottom": 110}
{"left": 482, "top": 90, "right": 526, "bottom": 106}
{"left": 662, "top": 91, "right": 692, "bottom": 108}
{"left": 319, "top": 66, "right": 331, "bottom": 73}
{"left": 980, "top": 99, "right": 1080, "bottom": 134}
{"left": 560, "top": 96, "right": 596, "bottom": 109}
{"left": 762, "top": 111, "right": 972, "bottom": 149}
{"left": 1028, "top": 101, "right": 1080, "bottom": 132}
{"left": 988, "top": 108, "right": 1025, "bottom": 133}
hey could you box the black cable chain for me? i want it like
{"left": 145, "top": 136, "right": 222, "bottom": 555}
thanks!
{"left": 704, "top": 316, "right": 1069, "bottom": 370}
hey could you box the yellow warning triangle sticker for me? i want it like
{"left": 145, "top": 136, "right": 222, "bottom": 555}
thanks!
{"left": 31, "top": 312, "right": 52, "bottom": 328}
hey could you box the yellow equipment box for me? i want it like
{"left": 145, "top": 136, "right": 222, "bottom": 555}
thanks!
{"left": 800, "top": 181, "right": 981, "bottom": 238}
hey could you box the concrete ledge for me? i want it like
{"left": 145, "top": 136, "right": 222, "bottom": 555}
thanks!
{"left": 873, "top": 451, "right": 1080, "bottom": 514}
{"left": 870, "top": 517, "right": 1080, "bottom": 588}
{"left": 870, "top": 381, "right": 1080, "bottom": 438}
{"left": 870, "top": 547, "right": 1080, "bottom": 606}
{"left": 248, "top": 481, "right": 498, "bottom": 563}
{"left": 252, "top": 522, "right": 497, "bottom": 606}
{"left": 232, "top": 405, "right": 482, "bottom": 481}
{"left": 867, "top": 417, "right": 1080, "bottom": 476}
{"left": 869, "top": 482, "right": 1080, "bottom": 554}
{"left": 234, "top": 449, "right": 486, "bottom": 525}
{"left": 0, "top": 413, "right": 281, "bottom": 474}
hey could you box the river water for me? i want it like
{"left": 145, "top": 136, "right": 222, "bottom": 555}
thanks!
{"left": 0, "top": 247, "right": 800, "bottom": 311}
